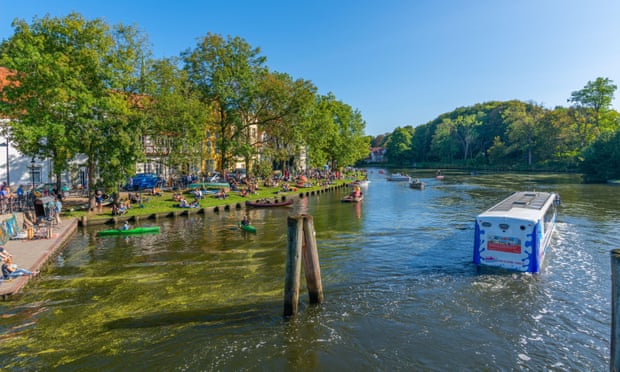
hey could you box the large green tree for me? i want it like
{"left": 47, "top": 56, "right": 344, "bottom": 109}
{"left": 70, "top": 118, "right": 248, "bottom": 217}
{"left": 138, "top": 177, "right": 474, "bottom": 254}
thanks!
{"left": 248, "top": 71, "right": 316, "bottom": 173}
{"left": 502, "top": 102, "right": 545, "bottom": 166}
{"left": 307, "top": 93, "right": 368, "bottom": 170}
{"left": 143, "top": 57, "right": 208, "bottom": 175}
{"left": 0, "top": 13, "right": 150, "bottom": 208}
{"left": 385, "top": 126, "right": 414, "bottom": 166}
{"left": 182, "top": 33, "right": 268, "bottom": 171}
{"left": 580, "top": 130, "right": 620, "bottom": 182}
{"left": 568, "top": 77, "right": 618, "bottom": 148}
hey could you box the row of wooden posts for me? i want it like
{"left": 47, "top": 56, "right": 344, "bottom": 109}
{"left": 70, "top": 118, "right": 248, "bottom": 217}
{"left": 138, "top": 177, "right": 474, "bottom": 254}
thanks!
{"left": 284, "top": 214, "right": 324, "bottom": 317}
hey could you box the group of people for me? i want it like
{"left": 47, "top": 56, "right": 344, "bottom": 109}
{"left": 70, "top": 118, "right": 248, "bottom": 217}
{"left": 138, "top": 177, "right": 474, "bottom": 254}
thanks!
{"left": 177, "top": 196, "right": 200, "bottom": 208}
{"left": 1, "top": 247, "right": 37, "bottom": 281}
{"left": 349, "top": 185, "right": 362, "bottom": 198}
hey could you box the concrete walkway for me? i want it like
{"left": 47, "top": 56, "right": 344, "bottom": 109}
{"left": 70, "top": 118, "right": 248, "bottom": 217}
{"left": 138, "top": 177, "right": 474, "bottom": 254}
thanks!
{"left": 0, "top": 216, "right": 78, "bottom": 300}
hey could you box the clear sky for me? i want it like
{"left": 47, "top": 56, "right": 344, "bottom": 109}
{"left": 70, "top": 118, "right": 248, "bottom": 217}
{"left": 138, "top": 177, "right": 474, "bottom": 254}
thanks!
{"left": 1, "top": 0, "right": 619, "bottom": 136}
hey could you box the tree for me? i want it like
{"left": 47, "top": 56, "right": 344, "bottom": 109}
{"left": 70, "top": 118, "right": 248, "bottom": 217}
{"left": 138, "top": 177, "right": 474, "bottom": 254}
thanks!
{"left": 568, "top": 77, "right": 618, "bottom": 148}
{"left": 580, "top": 130, "right": 620, "bottom": 182}
{"left": 182, "top": 33, "right": 268, "bottom": 171}
{"left": 502, "top": 102, "right": 545, "bottom": 166}
{"left": 251, "top": 71, "right": 316, "bottom": 173}
{"left": 385, "top": 126, "right": 414, "bottom": 166}
{"left": 143, "top": 57, "right": 208, "bottom": 176}
{"left": 431, "top": 114, "right": 481, "bottom": 162}
{"left": 306, "top": 93, "right": 368, "bottom": 170}
{"left": 0, "top": 13, "right": 150, "bottom": 209}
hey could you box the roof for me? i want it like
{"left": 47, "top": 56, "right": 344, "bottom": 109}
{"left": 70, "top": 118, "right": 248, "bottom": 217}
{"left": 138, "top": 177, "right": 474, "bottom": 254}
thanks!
{"left": 478, "top": 191, "right": 556, "bottom": 222}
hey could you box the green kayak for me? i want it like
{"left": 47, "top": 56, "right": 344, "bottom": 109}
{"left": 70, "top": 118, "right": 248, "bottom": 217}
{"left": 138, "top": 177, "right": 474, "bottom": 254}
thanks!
{"left": 238, "top": 222, "right": 256, "bottom": 233}
{"left": 97, "top": 226, "right": 161, "bottom": 236}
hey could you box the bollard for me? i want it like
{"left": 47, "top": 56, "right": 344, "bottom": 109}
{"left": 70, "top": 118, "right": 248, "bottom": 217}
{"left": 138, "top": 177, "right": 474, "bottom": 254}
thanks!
{"left": 284, "top": 216, "right": 304, "bottom": 317}
{"left": 611, "top": 249, "right": 620, "bottom": 371}
{"left": 283, "top": 214, "right": 324, "bottom": 317}
{"left": 302, "top": 215, "right": 324, "bottom": 304}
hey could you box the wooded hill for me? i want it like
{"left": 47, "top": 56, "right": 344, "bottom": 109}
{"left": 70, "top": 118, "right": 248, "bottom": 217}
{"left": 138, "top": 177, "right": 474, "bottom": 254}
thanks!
{"left": 372, "top": 78, "right": 619, "bottom": 182}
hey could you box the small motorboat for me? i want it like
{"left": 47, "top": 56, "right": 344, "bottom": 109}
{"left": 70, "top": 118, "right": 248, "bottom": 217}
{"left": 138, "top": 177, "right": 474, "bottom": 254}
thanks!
{"left": 409, "top": 180, "right": 426, "bottom": 190}
{"left": 349, "top": 180, "right": 370, "bottom": 187}
{"left": 245, "top": 199, "right": 294, "bottom": 208}
{"left": 97, "top": 226, "right": 161, "bottom": 236}
{"left": 341, "top": 194, "right": 364, "bottom": 203}
{"left": 386, "top": 173, "right": 411, "bottom": 182}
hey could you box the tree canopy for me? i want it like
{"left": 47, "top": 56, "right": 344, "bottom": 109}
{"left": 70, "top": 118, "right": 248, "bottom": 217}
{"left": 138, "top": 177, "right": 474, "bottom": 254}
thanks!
{"left": 0, "top": 13, "right": 371, "bottom": 206}
{"left": 0, "top": 13, "right": 150, "bottom": 204}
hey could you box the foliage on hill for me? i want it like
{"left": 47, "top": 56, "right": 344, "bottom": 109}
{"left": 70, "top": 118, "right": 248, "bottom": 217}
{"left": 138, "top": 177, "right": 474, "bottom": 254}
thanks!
{"left": 376, "top": 78, "right": 619, "bottom": 181}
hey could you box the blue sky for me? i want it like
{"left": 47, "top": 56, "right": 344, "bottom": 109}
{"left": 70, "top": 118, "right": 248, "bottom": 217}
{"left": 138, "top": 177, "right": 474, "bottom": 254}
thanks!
{"left": 1, "top": 1, "right": 619, "bottom": 136}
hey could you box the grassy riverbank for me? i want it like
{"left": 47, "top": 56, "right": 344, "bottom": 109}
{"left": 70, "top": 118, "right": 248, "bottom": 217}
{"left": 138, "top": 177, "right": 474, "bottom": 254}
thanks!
{"left": 61, "top": 179, "right": 350, "bottom": 222}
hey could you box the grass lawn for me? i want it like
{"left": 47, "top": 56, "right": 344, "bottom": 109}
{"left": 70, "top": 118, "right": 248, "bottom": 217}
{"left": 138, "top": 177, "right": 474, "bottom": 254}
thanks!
{"left": 61, "top": 180, "right": 350, "bottom": 221}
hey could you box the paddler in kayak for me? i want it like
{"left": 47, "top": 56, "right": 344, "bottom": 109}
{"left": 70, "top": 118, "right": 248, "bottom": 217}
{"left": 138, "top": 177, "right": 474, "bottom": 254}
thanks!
{"left": 241, "top": 214, "right": 250, "bottom": 226}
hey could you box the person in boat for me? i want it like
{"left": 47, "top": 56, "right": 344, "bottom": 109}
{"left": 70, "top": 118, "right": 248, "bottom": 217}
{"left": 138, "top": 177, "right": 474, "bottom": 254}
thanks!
{"left": 121, "top": 221, "right": 131, "bottom": 230}
{"left": 350, "top": 186, "right": 362, "bottom": 198}
{"left": 241, "top": 214, "right": 250, "bottom": 226}
{"left": 436, "top": 169, "right": 442, "bottom": 176}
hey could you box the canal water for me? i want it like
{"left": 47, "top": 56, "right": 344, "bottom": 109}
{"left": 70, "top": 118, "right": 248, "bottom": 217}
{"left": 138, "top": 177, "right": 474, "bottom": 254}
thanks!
{"left": 0, "top": 170, "right": 615, "bottom": 370}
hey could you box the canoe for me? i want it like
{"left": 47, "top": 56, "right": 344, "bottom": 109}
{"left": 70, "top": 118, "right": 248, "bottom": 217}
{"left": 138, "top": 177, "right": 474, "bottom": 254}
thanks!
{"left": 97, "top": 226, "right": 161, "bottom": 236}
{"left": 341, "top": 194, "right": 364, "bottom": 203}
{"left": 238, "top": 222, "right": 257, "bottom": 233}
{"left": 245, "top": 199, "right": 293, "bottom": 208}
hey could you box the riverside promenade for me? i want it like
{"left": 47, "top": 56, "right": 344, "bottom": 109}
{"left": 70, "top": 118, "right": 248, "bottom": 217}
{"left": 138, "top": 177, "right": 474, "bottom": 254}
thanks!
{"left": 0, "top": 216, "right": 78, "bottom": 300}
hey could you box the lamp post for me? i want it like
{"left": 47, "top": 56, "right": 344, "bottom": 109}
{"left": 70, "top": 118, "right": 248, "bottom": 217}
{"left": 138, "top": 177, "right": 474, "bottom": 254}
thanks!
{"left": 0, "top": 142, "right": 9, "bottom": 186}
{"left": 29, "top": 157, "right": 36, "bottom": 192}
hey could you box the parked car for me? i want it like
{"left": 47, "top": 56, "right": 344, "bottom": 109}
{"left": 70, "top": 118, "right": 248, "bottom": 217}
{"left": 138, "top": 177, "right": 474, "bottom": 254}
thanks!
{"left": 125, "top": 173, "right": 162, "bottom": 191}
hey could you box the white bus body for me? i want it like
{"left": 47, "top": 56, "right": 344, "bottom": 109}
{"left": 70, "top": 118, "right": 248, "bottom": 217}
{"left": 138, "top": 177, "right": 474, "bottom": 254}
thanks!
{"left": 473, "top": 191, "right": 559, "bottom": 273}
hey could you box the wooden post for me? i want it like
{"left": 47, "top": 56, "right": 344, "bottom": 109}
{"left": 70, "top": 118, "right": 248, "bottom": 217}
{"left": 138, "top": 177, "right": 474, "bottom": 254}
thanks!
{"left": 302, "top": 215, "right": 323, "bottom": 304}
{"left": 284, "top": 216, "right": 304, "bottom": 317}
{"left": 284, "top": 214, "right": 324, "bottom": 316}
{"left": 612, "top": 249, "right": 620, "bottom": 371}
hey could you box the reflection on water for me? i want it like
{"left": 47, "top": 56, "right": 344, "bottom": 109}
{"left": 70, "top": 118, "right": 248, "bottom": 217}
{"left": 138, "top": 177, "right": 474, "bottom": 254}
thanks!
{"left": 0, "top": 171, "right": 614, "bottom": 370}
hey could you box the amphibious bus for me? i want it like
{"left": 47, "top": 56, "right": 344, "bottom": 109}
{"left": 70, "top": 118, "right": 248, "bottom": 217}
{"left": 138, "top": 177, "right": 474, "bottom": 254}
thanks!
{"left": 473, "top": 191, "right": 559, "bottom": 273}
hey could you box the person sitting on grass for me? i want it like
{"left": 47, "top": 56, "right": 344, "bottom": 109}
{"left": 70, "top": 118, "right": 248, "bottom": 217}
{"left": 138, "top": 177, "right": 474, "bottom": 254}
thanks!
{"left": 179, "top": 197, "right": 190, "bottom": 208}
{"left": 215, "top": 189, "right": 228, "bottom": 199}
{"left": 2, "top": 257, "right": 37, "bottom": 279}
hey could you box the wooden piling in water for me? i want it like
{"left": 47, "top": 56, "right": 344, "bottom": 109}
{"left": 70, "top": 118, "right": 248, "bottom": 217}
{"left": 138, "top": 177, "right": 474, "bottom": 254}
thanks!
{"left": 284, "top": 214, "right": 324, "bottom": 317}
{"left": 302, "top": 215, "right": 324, "bottom": 304}
{"left": 611, "top": 249, "right": 620, "bottom": 371}
{"left": 284, "top": 216, "right": 304, "bottom": 317}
